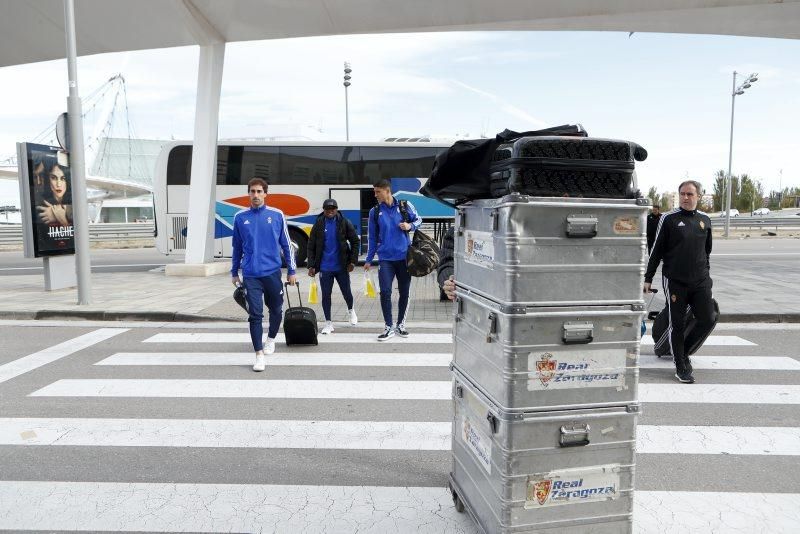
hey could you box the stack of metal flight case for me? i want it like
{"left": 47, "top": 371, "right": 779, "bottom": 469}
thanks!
{"left": 447, "top": 136, "right": 650, "bottom": 533}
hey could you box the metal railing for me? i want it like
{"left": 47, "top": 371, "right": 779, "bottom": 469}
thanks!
{"left": 723, "top": 217, "right": 800, "bottom": 230}
{"left": 0, "top": 223, "right": 155, "bottom": 245}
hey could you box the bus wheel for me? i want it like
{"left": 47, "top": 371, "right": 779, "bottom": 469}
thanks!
{"left": 289, "top": 228, "right": 308, "bottom": 267}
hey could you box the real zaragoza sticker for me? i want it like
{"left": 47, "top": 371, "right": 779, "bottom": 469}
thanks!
{"left": 526, "top": 465, "right": 621, "bottom": 508}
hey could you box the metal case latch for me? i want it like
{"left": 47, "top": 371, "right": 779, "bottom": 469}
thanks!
{"left": 486, "top": 313, "right": 497, "bottom": 343}
{"left": 566, "top": 215, "right": 598, "bottom": 238}
{"left": 560, "top": 424, "right": 590, "bottom": 447}
{"left": 563, "top": 322, "right": 594, "bottom": 344}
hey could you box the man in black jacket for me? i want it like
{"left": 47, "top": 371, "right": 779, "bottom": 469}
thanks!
{"left": 646, "top": 204, "right": 662, "bottom": 253}
{"left": 644, "top": 181, "right": 714, "bottom": 384}
{"left": 436, "top": 226, "right": 455, "bottom": 301}
{"left": 307, "top": 199, "right": 360, "bottom": 334}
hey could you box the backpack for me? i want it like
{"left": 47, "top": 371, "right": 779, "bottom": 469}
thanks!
{"left": 419, "top": 125, "right": 588, "bottom": 205}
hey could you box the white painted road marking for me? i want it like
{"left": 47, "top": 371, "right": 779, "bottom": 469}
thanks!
{"left": 0, "top": 418, "right": 451, "bottom": 450}
{"left": 143, "top": 332, "right": 454, "bottom": 344}
{"left": 0, "top": 482, "right": 797, "bottom": 533}
{"left": 640, "top": 335, "right": 756, "bottom": 346}
{"left": 96, "top": 352, "right": 452, "bottom": 367}
{"left": 637, "top": 426, "right": 800, "bottom": 455}
{"left": 0, "top": 328, "right": 128, "bottom": 385}
{"left": 29, "top": 379, "right": 453, "bottom": 400}
{"left": 3, "top": 418, "right": 798, "bottom": 456}
{"left": 30, "top": 380, "right": 800, "bottom": 404}
{"left": 639, "top": 355, "right": 800, "bottom": 370}
{"left": 640, "top": 384, "right": 800, "bottom": 404}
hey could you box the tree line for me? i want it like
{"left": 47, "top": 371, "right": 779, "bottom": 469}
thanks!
{"left": 647, "top": 170, "right": 798, "bottom": 212}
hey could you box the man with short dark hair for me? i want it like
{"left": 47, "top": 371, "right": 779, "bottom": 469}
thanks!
{"left": 307, "top": 198, "right": 360, "bottom": 334}
{"left": 364, "top": 179, "right": 421, "bottom": 340}
{"left": 644, "top": 180, "right": 714, "bottom": 384}
{"left": 231, "top": 177, "right": 296, "bottom": 372}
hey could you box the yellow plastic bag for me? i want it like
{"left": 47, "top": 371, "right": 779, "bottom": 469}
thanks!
{"left": 308, "top": 279, "right": 319, "bottom": 304}
{"left": 364, "top": 271, "right": 377, "bottom": 299}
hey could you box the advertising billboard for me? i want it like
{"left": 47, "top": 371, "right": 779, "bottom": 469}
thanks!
{"left": 17, "top": 143, "right": 75, "bottom": 258}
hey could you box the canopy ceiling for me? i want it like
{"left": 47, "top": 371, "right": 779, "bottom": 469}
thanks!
{"left": 2, "top": 0, "right": 799, "bottom": 68}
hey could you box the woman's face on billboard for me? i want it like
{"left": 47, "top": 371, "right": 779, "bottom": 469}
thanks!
{"left": 49, "top": 165, "right": 67, "bottom": 203}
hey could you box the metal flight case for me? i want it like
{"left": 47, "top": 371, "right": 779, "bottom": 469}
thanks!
{"left": 449, "top": 369, "right": 637, "bottom": 534}
{"left": 453, "top": 288, "right": 642, "bottom": 411}
{"left": 454, "top": 195, "right": 650, "bottom": 307}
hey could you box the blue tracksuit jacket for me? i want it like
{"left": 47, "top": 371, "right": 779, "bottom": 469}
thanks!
{"left": 365, "top": 198, "right": 421, "bottom": 263}
{"left": 230, "top": 205, "right": 296, "bottom": 278}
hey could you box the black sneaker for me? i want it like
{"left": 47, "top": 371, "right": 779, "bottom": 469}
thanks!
{"left": 395, "top": 323, "right": 409, "bottom": 338}
{"left": 377, "top": 326, "right": 395, "bottom": 341}
{"left": 675, "top": 370, "right": 695, "bottom": 384}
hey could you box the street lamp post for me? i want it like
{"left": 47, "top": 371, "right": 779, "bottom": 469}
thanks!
{"left": 724, "top": 71, "right": 758, "bottom": 238}
{"left": 343, "top": 62, "right": 352, "bottom": 141}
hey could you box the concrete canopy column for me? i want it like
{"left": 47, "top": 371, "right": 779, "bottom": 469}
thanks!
{"left": 167, "top": 42, "right": 229, "bottom": 276}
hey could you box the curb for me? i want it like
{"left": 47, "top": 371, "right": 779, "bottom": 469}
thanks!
{"left": 1, "top": 310, "right": 800, "bottom": 324}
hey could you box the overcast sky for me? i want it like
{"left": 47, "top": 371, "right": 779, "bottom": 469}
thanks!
{"left": 1, "top": 30, "right": 799, "bottom": 205}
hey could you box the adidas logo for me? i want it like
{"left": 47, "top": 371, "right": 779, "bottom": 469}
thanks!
{"left": 678, "top": 221, "right": 685, "bottom": 227}
{"left": 244, "top": 220, "right": 250, "bottom": 225}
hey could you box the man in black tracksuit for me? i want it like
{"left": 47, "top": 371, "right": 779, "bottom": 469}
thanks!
{"left": 644, "top": 180, "right": 714, "bottom": 384}
{"left": 436, "top": 226, "right": 455, "bottom": 301}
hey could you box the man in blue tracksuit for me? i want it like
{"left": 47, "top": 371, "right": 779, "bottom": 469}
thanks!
{"left": 231, "top": 177, "right": 296, "bottom": 372}
{"left": 364, "top": 179, "right": 421, "bottom": 340}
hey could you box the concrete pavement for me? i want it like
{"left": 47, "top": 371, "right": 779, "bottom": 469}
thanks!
{"left": 0, "top": 236, "right": 798, "bottom": 323}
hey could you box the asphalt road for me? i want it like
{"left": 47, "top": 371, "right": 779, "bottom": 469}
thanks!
{"left": 0, "top": 247, "right": 185, "bottom": 275}
{"left": 0, "top": 319, "right": 799, "bottom": 532}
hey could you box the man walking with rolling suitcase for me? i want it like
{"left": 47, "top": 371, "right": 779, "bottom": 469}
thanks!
{"left": 306, "top": 198, "right": 360, "bottom": 334}
{"left": 231, "top": 177, "right": 296, "bottom": 372}
{"left": 364, "top": 179, "right": 422, "bottom": 340}
{"left": 643, "top": 180, "right": 714, "bottom": 384}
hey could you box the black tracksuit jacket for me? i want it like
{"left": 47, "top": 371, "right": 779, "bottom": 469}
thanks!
{"left": 306, "top": 213, "right": 360, "bottom": 271}
{"left": 645, "top": 208, "right": 712, "bottom": 286}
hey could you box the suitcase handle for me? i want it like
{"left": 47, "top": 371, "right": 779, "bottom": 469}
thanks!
{"left": 562, "top": 322, "right": 594, "bottom": 344}
{"left": 560, "top": 424, "right": 590, "bottom": 447}
{"left": 283, "top": 281, "right": 303, "bottom": 309}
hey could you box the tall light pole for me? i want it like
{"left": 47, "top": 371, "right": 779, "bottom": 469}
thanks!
{"left": 724, "top": 71, "right": 758, "bottom": 238}
{"left": 343, "top": 62, "right": 352, "bottom": 141}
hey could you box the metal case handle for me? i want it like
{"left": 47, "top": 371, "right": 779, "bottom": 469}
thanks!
{"left": 563, "top": 322, "right": 593, "bottom": 344}
{"left": 566, "top": 215, "right": 598, "bottom": 238}
{"left": 486, "top": 312, "right": 497, "bottom": 343}
{"left": 560, "top": 424, "right": 590, "bottom": 447}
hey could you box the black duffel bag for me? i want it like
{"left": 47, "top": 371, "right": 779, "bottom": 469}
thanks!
{"left": 420, "top": 125, "right": 588, "bottom": 205}
{"left": 397, "top": 200, "right": 440, "bottom": 277}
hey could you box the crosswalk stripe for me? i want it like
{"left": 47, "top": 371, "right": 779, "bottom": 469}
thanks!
{"left": 640, "top": 335, "right": 756, "bottom": 346}
{"left": 0, "top": 328, "right": 128, "bottom": 384}
{"left": 637, "top": 425, "right": 800, "bottom": 455}
{"left": 640, "top": 384, "right": 800, "bottom": 404}
{"left": 0, "top": 418, "right": 451, "bottom": 450}
{"left": 0, "top": 482, "right": 797, "bottom": 533}
{"left": 29, "top": 380, "right": 800, "bottom": 405}
{"left": 635, "top": 491, "right": 800, "bottom": 533}
{"left": 3, "top": 418, "right": 799, "bottom": 456}
{"left": 28, "top": 379, "right": 453, "bottom": 400}
{"left": 97, "top": 353, "right": 799, "bottom": 371}
{"left": 95, "top": 352, "right": 452, "bottom": 367}
{"left": 144, "top": 332, "right": 454, "bottom": 344}
{"left": 639, "top": 355, "right": 800, "bottom": 370}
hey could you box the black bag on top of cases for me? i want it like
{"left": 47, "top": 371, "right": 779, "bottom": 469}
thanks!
{"left": 489, "top": 136, "right": 648, "bottom": 199}
{"left": 651, "top": 298, "right": 720, "bottom": 357}
{"left": 420, "top": 124, "right": 588, "bottom": 206}
{"left": 283, "top": 282, "right": 318, "bottom": 346}
{"left": 397, "top": 200, "right": 440, "bottom": 277}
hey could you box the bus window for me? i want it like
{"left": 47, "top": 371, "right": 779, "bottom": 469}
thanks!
{"left": 357, "top": 146, "right": 441, "bottom": 184}
{"left": 166, "top": 145, "right": 192, "bottom": 185}
{"left": 239, "top": 146, "right": 279, "bottom": 185}
{"left": 279, "top": 146, "right": 356, "bottom": 185}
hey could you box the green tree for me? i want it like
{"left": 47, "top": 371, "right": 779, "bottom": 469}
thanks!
{"left": 711, "top": 171, "right": 726, "bottom": 211}
{"left": 646, "top": 186, "right": 663, "bottom": 209}
{"left": 736, "top": 174, "right": 763, "bottom": 213}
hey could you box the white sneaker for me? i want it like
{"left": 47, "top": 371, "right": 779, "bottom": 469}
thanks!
{"left": 253, "top": 353, "right": 266, "bottom": 372}
{"left": 377, "top": 326, "right": 395, "bottom": 341}
{"left": 265, "top": 339, "right": 276, "bottom": 355}
{"left": 348, "top": 309, "right": 358, "bottom": 326}
{"left": 321, "top": 321, "right": 334, "bottom": 335}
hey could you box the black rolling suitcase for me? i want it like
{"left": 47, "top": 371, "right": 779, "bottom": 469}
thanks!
{"left": 489, "top": 136, "right": 647, "bottom": 199}
{"left": 283, "top": 282, "right": 318, "bottom": 346}
{"left": 651, "top": 299, "right": 720, "bottom": 357}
